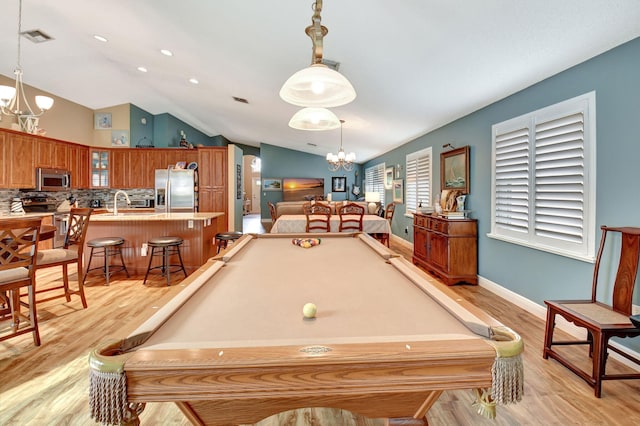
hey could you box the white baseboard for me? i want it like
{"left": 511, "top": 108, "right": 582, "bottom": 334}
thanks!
{"left": 391, "top": 234, "right": 413, "bottom": 251}
{"left": 477, "top": 275, "right": 640, "bottom": 372}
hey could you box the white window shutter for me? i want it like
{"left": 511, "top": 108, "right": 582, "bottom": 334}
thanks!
{"left": 406, "top": 148, "right": 432, "bottom": 213}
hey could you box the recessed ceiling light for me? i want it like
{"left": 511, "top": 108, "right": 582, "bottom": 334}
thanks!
{"left": 137, "top": 66, "right": 148, "bottom": 73}
{"left": 160, "top": 49, "right": 173, "bottom": 56}
{"left": 93, "top": 34, "right": 108, "bottom": 42}
{"left": 189, "top": 78, "right": 199, "bottom": 84}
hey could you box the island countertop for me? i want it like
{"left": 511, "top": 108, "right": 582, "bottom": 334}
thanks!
{"left": 90, "top": 212, "right": 224, "bottom": 222}
{"left": 84, "top": 211, "right": 226, "bottom": 276}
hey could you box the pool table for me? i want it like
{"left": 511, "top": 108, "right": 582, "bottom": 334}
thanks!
{"left": 89, "top": 233, "right": 523, "bottom": 425}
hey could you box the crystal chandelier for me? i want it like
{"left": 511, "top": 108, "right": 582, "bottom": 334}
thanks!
{"left": 327, "top": 120, "right": 355, "bottom": 172}
{"left": 0, "top": 0, "right": 54, "bottom": 134}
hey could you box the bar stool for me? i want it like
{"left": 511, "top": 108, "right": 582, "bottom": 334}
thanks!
{"left": 215, "top": 231, "right": 243, "bottom": 253}
{"left": 83, "top": 237, "right": 129, "bottom": 286}
{"left": 143, "top": 236, "right": 187, "bottom": 286}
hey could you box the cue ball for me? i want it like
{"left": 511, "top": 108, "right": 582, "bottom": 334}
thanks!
{"left": 302, "top": 302, "right": 317, "bottom": 318}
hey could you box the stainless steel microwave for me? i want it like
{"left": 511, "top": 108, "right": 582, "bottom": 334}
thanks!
{"left": 36, "top": 168, "right": 71, "bottom": 191}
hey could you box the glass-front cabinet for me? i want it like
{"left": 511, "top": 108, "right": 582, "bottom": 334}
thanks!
{"left": 91, "top": 150, "right": 109, "bottom": 187}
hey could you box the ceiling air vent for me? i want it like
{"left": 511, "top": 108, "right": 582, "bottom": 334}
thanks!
{"left": 232, "top": 96, "right": 249, "bottom": 104}
{"left": 21, "top": 29, "right": 53, "bottom": 43}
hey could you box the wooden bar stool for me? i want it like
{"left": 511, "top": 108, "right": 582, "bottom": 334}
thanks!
{"left": 215, "top": 231, "right": 243, "bottom": 253}
{"left": 143, "top": 236, "right": 187, "bottom": 286}
{"left": 83, "top": 237, "right": 129, "bottom": 286}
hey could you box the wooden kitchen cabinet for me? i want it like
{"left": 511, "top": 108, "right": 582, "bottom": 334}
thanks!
{"left": 36, "top": 139, "right": 68, "bottom": 169}
{"left": 412, "top": 213, "right": 477, "bottom": 285}
{"left": 110, "top": 149, "right": 148, "bottom": 189}
{"left": 90, "top": 150, "right": 110, "bottom": 188}
{"left": 198, "top": 147, "right": 227, "bottom": 227}
{"left": 6, "top": 132, "right": 36, "bottom": 188}
{"left": 0, "top": 131, "right": 6, "bottom": 187}
{"left": 69, "top": 144, "right": 90, "bottom": 189}
{"left": 198, "top": 147, "right": 226, "bottom": 187}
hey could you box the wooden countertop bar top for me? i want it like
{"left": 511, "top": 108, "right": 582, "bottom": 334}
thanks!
{"left": 90, "top": 212, "right": 224, "bottom": 222}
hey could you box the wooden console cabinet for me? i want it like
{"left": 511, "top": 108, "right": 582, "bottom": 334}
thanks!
{"left": 412, "top": 213, "right": 477, "bottom": 285}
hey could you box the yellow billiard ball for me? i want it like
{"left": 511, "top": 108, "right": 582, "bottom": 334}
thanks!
{"left": 302, "top": 302, "right": 317, "bottom": 319}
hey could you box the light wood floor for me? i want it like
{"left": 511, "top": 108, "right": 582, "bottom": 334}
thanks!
{"left": 1, "top": 226, "right": 639, "bottom": 425}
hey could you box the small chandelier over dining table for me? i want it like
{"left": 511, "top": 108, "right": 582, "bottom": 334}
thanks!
{"left": 0, "top": 0, "right": 54, "bottom": 134}
{"left": 327, "top": 120, "right": 355, "bottom": 172}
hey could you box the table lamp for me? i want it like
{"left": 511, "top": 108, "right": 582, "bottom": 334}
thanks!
{"left": 365, "top": 192, "right": 380, "bottom": 214}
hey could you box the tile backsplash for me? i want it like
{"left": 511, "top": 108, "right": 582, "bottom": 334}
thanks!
{"left": 0, "top": 189, "right": 154, "bottom": 215}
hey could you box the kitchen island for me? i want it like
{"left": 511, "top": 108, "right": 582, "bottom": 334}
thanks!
{"left": 85, "top": 212, "right": 225, "bottom": 277}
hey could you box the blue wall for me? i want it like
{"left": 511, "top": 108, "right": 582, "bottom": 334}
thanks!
{"left": 363, "top": 37, "right": 640, "bottom": 351}
{"left": 259, "top": 143, "right": 362, "bottom": 217}
{"left": 130, "top": 104, "right": 154, "bottom": 147}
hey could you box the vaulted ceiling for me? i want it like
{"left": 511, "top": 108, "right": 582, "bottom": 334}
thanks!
{"left": 1, "top": 0, "right": 639, "bottom": 161}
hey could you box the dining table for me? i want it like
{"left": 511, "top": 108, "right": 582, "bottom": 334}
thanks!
{"left": 271, "top": 214, "right": 391, "bottom": 234}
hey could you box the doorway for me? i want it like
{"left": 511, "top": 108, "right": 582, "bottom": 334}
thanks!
{"left": 242, "top": 155, "right": 261, "bottom": 215}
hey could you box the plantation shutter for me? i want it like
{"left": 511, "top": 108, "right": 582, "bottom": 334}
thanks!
{"left": 365, "top": 163, "right": 385, "bottom": 206}
{"left": 406, "top": 148, "right": 432, "bottom": 213}
{"left": 534, "top": 112, "right": 585, "bottom": 244}
{"left": 494, "top": 125, "right": 530, "bottom": 235}
{"left": 490, "top": 91, "right": 595, "bottom": 260}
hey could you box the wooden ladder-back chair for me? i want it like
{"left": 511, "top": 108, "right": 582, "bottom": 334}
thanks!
{"left": 35, "top": 208, "right": 93, "bottom": 308}
{"left": 268, "top": 202, "right": 277, "bottom": 224}
{"left": 543, "top": 225, "right": 640, "bottom": 397}
{"left": 338, "top": 202, "right": 365, "bottom": 232}
{"left": 0, "top": 217, "right": 42, "bottom": 346}
{"left": 374, "top": 202, "right": 395, "bottom": 247}
{"left": 305, "top": 203, "right": 331, "bottom": 233}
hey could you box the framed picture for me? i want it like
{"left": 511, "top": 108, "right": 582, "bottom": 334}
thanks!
{"left": 441, "top": 145, "right": 470, "bottom": 194}
{"left": 384, "top": 167, "right": 394, "bottom": 189}
{"left": 262, "top": 178, "right": 282, "bottom": 191}
{"left": 111, "top": 130, "right": 129, "bottom": 147}
{"left": 95, "top": 112, "right": 112, "bottom": 129}
{"left": 282, "top": 178, "right": 324, "bottom": 201}
{"left": 392, "top": 179, "right": 404, "bottom": 203}
{"left": 332, "top": 176, "right": 347, "bottom": 192}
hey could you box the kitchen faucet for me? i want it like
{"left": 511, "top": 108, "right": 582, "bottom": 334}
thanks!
{"left": 113, "top": 190, "right": 131, "bottom": 215}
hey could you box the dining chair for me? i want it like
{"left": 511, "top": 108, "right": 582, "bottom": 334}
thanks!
{"left": 338, "top": 202, "right": 365, "bottom": 232}
{"left": 375, "top": 202, "right": 395, "bottom": 247}
{"left": 543, "top": 225, "right": 640, "bottom": 397}
{"left": 35, "top": 208, "right": 93, "bottom": 309}
{"left": 268, "top": 202, "right": 277, "bottom": 224}
{"left": 0, "top": 216, "right": 42, "bottom": 346}
{"left": 305, "top": 203, "right": 331, "bottom": 232}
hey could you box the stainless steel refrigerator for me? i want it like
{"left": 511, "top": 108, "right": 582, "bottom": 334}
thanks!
{"left": 155, "top": 168, "right": 196, "bottom": 212}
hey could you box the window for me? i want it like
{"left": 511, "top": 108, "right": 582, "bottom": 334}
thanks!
{"left": 490, "top": 92, "right": 596, "bottom": 261}
{"left": 405, "top": 147, "right": 432, "bottom": 214}
{"left": 365, "top": 163, "right": 385, "bottom": 206}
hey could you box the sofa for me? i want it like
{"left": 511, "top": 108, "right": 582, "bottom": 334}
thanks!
{"left": 275, "top": 201, "right": 376, "bottom": 218}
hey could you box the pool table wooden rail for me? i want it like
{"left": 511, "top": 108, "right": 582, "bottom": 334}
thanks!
{"left": 104, "top": 337, "right": 496, "bottom": 425}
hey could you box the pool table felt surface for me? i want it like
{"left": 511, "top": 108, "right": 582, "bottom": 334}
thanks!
{"left": 132, "top": 233, "right": 491, "bottom": 352}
